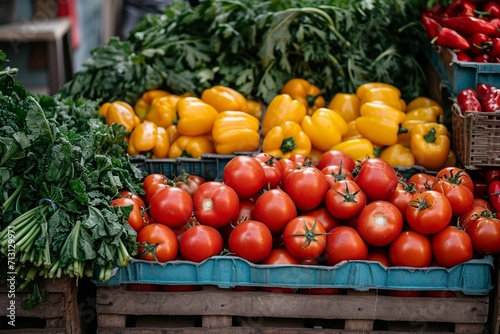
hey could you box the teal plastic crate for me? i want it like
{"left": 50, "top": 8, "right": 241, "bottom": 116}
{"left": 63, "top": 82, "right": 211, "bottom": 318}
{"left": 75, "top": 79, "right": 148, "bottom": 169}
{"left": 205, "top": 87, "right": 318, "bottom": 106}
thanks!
{"left": 425, "top": 43, "right": 500, "bottom": 97}
{"left": 93, "top": 256, "right": 494, "bottom": 295}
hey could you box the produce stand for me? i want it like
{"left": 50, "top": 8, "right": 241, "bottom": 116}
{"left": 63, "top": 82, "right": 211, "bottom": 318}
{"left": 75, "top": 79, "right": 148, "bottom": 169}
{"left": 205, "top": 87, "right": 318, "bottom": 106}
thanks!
{"left": 0, "top": 278, "right": 80, "bottom": 333}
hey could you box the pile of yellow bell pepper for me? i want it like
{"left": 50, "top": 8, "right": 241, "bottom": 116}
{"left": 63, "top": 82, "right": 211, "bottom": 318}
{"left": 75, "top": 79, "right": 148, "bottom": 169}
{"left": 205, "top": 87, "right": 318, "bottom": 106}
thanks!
{"left": 99, "top": 77, "right": 455, "bottom": 171}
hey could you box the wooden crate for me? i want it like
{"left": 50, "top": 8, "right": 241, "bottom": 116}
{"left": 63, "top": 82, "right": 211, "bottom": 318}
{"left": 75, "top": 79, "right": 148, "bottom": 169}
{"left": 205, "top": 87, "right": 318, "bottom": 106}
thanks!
{"left": 96, "top": 285, "right": 491, "bottom": 333}
{"left": 0, "top": 277, "right": 81, "bottom": 333}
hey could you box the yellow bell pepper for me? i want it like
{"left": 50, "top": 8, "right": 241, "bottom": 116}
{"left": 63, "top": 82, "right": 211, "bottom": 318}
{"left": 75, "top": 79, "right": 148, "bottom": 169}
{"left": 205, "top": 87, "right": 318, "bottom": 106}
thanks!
{"left": 406, "top": 97, "right": 441, "bottom": 112}
{"left": 342, "top": 120, "right": 363, "bottom": 141}
{"left": 410, "top": 123, "right": 450, "bottom": 171}
{"left": 359, "top": 101, "right": 406, "bottom": 124}
{"left": 200, "top": 85, "right": 247, "bottom": 113}
{"left": 169, "top": 135, "right": 215, "bottom": 159}
{"left": 356, "top": 82, "right": 401, "bottom": 100}
{"left": 379, "top": 143, "right": 415, "bottom": 167}
{"left": 176, "top": 97, "right": 219, "bottom": 136}
{"left": 261, "top": 94, "right": 307, "bottom": 137}
{"left": 262, "top": 121, "right": 311, "bottom": 159}
{"left": 245, "top": 99, "right": 263, "bottom": 120}
{"left": 443, "top": 149, "right": 457, "bottom": 168}
{"left": 134, "top": 89, "right": 171, "bottom": 122}
{"left": 331, "top": 138, "right": 374, "bottom": 162}
{"left": 355, "top": 115, "right": 400, "bottom": 146}
{"left": 145, "top": 95, "right": 181, "bottom": 128}
{"left": 360, "top": 86, "right": 405, "bottom": 111}
{"left": 301, "top": 107, "right": 348, "bottom": 151}
{"left": 98, "top": 101, "right": 140, "bottom": 133}
{"left": 404, "top": 105, "right": 443, "bottom": 124}
{"left": 397, "top": 120, "right": 427, "bottom": 148}
{"left": 212, "top": 111, "right": 260, "bottom": 154}
{"left": 166, "top": 124, "right": 179, "bottom": 145}
{"left": 127, "top": 121, "right": 169, "bottom": 159}
{"left": 280, "top": 78, "right": 325, "bottom": 115}
{"left": 151, "top": 126, "right": 170, "bottom": 159}
{"left": 327, "top": 93, "right": 361, "bottom": 123}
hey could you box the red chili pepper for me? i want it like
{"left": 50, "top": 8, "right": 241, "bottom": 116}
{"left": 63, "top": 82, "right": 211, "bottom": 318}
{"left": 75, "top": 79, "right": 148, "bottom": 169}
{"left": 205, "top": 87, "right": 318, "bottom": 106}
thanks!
{"left": 457, "top": 88, "right": 483, "bottom": 111}
{"left": 468, "top": 32, "right": 493, "bottom": 55}
{"left": 456, "top": 51, "right": 472, "bottom": 61}
{"left": 422, "top": 14, "right": 442, "bottom": 40}
{"left": 488, "top": 180, "right": 500, "bottom": 213}
{"left": 472, "top": 177, "right": 489, "bottom": 199}
{"left": 446, "top": 0, "right": 467, "bottom": 17}
{"left": 459, "top": 1, "right": 477, "bottom": 16}
{"left": 443, "top": 16, "right": 497, "bottom": 37}
{"left": 432, "top": 27, "right": 471, "bottom": 50}
{"left": 487, "top": 37, "right": 500, "bottom": 57}
{"left": 484, "top": 168, "right": 500, "bottom": 183}
{"left": 476, "top": 83, "right": 496, "bottom": 100}
{"left": 488, "top": 18, "right": 500, "bottom": 37}
{"left": 472, "top": 53, "right": 492, "bottom": 62}
{"left": 481, "top": 86, "right": 500, "bottom": 112}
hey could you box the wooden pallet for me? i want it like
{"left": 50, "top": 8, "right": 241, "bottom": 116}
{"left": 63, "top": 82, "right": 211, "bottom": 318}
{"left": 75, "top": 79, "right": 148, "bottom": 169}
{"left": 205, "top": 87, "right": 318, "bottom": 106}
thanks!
{"left": 96, "top": 285, "right": 490, "bottom": 333}
{"left": 0, "top": 277, "right": 81, "bottom": 333}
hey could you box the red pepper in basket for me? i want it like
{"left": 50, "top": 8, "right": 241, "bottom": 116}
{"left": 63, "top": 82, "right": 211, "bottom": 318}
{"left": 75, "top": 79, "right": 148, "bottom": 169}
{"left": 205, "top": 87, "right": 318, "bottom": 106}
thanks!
{"left": 459, "top": 1, "right": 477, "bottom": 16}
{"left": 456, "top": 51, "right": 472, "bottom": 61}
{"left": 457, "top": 88, "right": 483, "bottom": 111}
{"left": 482, "top": 87, "right": 500, "bottom": 112}
{"left": 487, "top": 37, "right": 500, "bottom": 57}
{"left": 432, "top": 27, "right": 470, "bottom": 50}
{"left": 488, "top": 18, "right": 500, "bottom": 37}
{"left": 468, "top": 33, "right": 493, "bottom": 55}
{"left": 482, "top": 1, "right": 500, "bottom": 19}
{"left": 488, "top": 181, "right": 500, "bottom": 213}
{"left": 443, "top": 16, "right": 497, "bottom": 37}
{"left": 422, "top": 14, "right": 442, "bottom": 40}
{"left": 472, "top": 53, "right": 492, "bottom": 62}
{"left": 476, "top": 83, "right": 496, "bottom": 100}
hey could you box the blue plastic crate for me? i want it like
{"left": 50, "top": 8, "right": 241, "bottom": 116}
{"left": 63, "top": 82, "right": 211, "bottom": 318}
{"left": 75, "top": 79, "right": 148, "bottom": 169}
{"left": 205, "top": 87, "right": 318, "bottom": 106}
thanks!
{"left": 425, "top": 43, "right": 500, "bottom": 97}
{"left": 93, "top": 256, "right": 494, "bottom": 295}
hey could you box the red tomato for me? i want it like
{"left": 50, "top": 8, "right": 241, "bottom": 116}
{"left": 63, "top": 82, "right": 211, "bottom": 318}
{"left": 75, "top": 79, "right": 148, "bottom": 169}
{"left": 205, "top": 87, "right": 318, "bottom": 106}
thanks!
{"left": 161, "top": 285, "right": 202, "bottom": 292}
{"left": 219, "top": 199, "right": 255, "bottom": 240}
{"left": 406, "top": 173, "right": 436, "bottom": 193}
{"left": 173, "top": 172, "right": 205, "bottom": 197}
{"left": 253, "top": 188, "right": 297, "bottom": 234}
{"left": 406, "top": 190, "right": 452, "bottom": 235}
{"left": 228, "top": 220, "right": 273, "bottom": 263}
{"left": 387, "top": 184, "right": 417, "bottom": 220}
{"left": 465, "top": 216, "right": 500, "bottom": 254}
{"left": 356, "top": 201, "right": 403, "bottom": 247}
{"left": 193, "top": 181, "right": 239, "bottom": 228}
{"left": 432, "top": 226, "right": 473, "bottom": 268}
{"left": 283, "top": 216, "right": 327, "bottom": 261}
{"left": 289, "top": 154, "right": 317, "bottom": 168}
{"left": 389, "top": 231, "right": 432, "bottom": 267}
{"left": 325, "top": 180, "right": 366, "bottom": 221}
{"left": 149, "top": 187, "right": 193, "bottom": 228}
{"left": 119, "top": 190, "right": 146, "bottom": 209}
{"left": 278, "top": 158, "right": 299, "bottom": 185}
{"left": 431, "top": 178, "right": 474, "bottom": 217}
{"left": 260, "top": 248, "right": 300, "bottom": 293}
{"left": 284, "top": 167, "right": 328, "bottom": 211}
{"left": 111, "top": 197, "right": 148, "bottom": 232}
{"left": 366, "top": 248, "right": 391, "bottom": 267}
{"left": 458, "top": 205, "right": 494, "bottom": 230}
{"left": 385, "top": 290, "right": 422, "bottom": 297}
{"left": 300, "top": 207, "right": 340, "bottom": 232}
{"left": 145, "top": 181, "right": 171, "bottom": 205}
{"left": 472, "top": 198, "right": 492, "bottom": 211}
{"left": 436, "top": 167, "right": 474, "bottom": 193}
{"left": 143, "top": 173, "right": 168, "bottom": 193}
{"left": 137, "top": 223, "right": 178, "bottom": 262}
{"left": 222, "top": 156, "right": 266, "bottom": 199}
{"left": 318, "top": 150, "right": 356, "bottom": 172}
{"left": 179, "top": 224, "right": 223, "bottom": 262}
{"left": 324, "top": 226, "right": 368, "bottom": 265}
{"left": 254, "top": 153, "right": 283, "bottom": 189}
{"left": 321, "top": 165, "right": 354, "bottom": 188}
{"left": 127, "top": 284, "right": 161, "bottom": 291}
{"left": 300, "top": 287, "right": 343, "bottom": 295}
{"left": 355, "top": 158, "right": 399, "bottom": 202}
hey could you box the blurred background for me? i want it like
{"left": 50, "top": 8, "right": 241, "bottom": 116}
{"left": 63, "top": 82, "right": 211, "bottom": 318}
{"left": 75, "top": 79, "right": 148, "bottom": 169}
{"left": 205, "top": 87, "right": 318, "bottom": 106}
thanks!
{"left": 0, "top": 0, "right": 182, "bottom": 94}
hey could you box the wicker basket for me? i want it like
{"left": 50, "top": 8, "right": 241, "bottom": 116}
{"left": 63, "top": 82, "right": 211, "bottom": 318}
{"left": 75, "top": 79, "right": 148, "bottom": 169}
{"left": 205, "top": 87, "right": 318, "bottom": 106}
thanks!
{"left": 452, "top": 103, "right": 500, "bottom": 169}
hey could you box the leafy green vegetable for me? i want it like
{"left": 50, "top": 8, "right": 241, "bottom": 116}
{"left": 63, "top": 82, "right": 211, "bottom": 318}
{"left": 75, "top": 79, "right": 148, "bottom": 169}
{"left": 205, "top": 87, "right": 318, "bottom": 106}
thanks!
{"left": 59, "top": 0, "right": 431, "bottom": 105}
{"left": 0, "top": 61, "right": 145, "bottom": 309}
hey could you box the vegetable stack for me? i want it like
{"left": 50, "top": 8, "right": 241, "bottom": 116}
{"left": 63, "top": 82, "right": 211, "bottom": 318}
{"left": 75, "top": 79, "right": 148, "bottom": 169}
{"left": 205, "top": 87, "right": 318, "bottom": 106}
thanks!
{"left": 0, "top": 57, "right": 144, "bottom": 309}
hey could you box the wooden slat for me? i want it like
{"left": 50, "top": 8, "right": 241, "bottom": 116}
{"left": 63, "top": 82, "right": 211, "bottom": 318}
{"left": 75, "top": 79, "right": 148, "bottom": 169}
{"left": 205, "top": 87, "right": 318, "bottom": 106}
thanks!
{"left": 96, "top": 288, "right": 489, "bottom": 324}
{"left": 0, "top": 293, "right": 63, "bottom": 318}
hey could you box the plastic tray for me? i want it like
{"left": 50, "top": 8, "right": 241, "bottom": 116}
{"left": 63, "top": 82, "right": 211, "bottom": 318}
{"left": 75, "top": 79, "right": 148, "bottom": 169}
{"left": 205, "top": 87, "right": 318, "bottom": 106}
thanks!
{"left": 451, "top": 103, "right": 500, "bottom": 169}
{"left": 131, "top": 152, "right": 254, "bottom": 181}
{"left": 425, "top": 43, "right": 500, "bottom": 97}
{"left": 93, "top": 256, "right": 494, "bottom": 295}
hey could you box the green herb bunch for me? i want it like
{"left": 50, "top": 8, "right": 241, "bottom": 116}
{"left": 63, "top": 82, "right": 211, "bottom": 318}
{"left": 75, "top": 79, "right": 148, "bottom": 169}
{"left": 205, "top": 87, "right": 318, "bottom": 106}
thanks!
{"left": 59, "top": 0, "right": 430, "bottom": 105}
{"left": 0, "top": 56, "right": 144, "bottom": 309}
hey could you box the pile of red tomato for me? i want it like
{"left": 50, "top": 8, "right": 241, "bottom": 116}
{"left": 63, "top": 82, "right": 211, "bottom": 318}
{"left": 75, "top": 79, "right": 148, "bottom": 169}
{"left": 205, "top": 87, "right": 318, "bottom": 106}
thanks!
{"left": 113, "top": 151, "right": 500, "bottom": 292}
